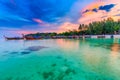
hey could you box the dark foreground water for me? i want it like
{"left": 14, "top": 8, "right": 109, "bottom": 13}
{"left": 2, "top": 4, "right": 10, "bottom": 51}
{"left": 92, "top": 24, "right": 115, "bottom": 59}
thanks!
{"left": 0, "top": 39, "right": 120, "bottom": 80}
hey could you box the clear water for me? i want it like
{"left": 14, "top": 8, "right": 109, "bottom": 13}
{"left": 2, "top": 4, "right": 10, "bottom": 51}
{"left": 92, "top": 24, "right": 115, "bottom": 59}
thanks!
{"left": 0, "top": 39, "right": 120, "bottom": 80}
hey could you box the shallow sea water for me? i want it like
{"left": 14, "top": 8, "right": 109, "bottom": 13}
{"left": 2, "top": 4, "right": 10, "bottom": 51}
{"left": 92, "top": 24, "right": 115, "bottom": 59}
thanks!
{"left": 0, "top": 39, "right": 120, "bottom": 80}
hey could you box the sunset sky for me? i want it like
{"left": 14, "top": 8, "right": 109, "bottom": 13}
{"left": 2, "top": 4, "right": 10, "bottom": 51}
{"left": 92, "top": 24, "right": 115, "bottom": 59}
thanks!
{"left": 0, "top": 0, "right": 120, "bottom": 37}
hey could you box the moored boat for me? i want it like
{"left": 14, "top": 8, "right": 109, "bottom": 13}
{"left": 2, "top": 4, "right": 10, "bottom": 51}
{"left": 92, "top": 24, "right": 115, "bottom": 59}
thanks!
{"left": 23, "top": 35, "right": 43, "bottom": 40}
{"left": 4, "top": 36, "right": 24, "bottom": 40}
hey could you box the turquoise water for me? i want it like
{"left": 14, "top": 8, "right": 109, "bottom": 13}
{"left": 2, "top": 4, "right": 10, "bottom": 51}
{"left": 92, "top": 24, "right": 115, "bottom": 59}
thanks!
{"left": 0, "top": 39, "right": 120, "bottom": 80}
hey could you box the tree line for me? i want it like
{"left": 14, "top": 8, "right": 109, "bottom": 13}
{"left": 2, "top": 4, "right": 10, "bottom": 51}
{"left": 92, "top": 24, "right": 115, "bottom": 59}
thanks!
{"left": 78, "top": 17, "right": 120, "bottom": 35}
{"left": 60, "top": 17, "right": 120, "bottom": 36}
{"left": 25, "top": 17, "right": 120, "bottom": 37}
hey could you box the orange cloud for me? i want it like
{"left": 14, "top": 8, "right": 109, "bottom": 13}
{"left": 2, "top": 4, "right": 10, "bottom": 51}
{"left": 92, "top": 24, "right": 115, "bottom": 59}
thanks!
{"left": 79, "top": 0, "right": 120, "bottom": 24}
{"left": 83, "top": 1, "right": 104, "bottom": 10}
{"left": 58, "top": 22, "right": 79, "bottom": 32}
{"left": 81, "top": 1, "right": 105, "bottom": 16}
{"left": 39, "top": 22, "right": 79, "bottom": 33}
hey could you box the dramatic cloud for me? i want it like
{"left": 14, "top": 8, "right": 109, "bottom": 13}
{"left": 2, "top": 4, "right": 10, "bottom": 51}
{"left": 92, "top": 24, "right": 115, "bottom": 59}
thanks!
{"left": 79, "top": 0, "right": 120, "bottom": 24}
{"left": 99, "top": 4, "right": 115, "bottom": 12}
{"left": 83, "top": 4, "right": 115, "bottom": 13}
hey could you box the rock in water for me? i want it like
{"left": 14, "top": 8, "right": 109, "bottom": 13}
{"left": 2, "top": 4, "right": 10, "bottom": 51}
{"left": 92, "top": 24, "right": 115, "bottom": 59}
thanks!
{"left": 25, "top": 46, "right": 48, "bottom": 51}
{"left": 21, "top": 51, "right": 31, "bottom": 55}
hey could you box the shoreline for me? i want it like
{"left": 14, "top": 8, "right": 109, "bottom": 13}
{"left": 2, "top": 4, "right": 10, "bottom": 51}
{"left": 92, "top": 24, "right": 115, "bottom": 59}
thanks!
{"left": 4, "top": 34, "right": 120, "bottom": 40}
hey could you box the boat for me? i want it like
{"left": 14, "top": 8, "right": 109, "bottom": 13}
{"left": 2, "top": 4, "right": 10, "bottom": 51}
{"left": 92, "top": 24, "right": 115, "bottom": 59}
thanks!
{"left": 4, "top": 36, "right": 24, "bottom": 40}
{"left": 23, "top": 35, "right": 43, "bottom": 40}
{"left": 4, "top": 34, "right": 43, "bottom": 40}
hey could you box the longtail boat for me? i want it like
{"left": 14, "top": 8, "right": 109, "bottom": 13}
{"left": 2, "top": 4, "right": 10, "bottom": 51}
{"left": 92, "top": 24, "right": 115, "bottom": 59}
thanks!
{"left": 24, "top": 36, "right": 43, "bottom": 40}
{"left": 4, "top": 36, "right": 24, "bottom": 40}
{"left": 23, "top": 35, "right": 43, "bottom": 40}
{"left": 4, "top": 34, "right": 43, "bottom": 40}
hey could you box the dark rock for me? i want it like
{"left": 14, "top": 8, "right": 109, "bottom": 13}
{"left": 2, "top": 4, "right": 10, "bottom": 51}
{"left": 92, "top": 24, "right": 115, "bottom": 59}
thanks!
{"left": 25, "top": 46, "right": 48, "bottom": 51}
{"left": 51, "top": 64, "right": 57, "bottom": 67}
{"left": 56, "top": 72, "right": 65, "bottom": 80}
{"left": 6, "top": 77, "right": 12, "bottom": 80}
{"left": 65, "top": 68, "right": 76, "bottom": 75}
{"left": 21, "top": 51, "right": 31, "bottom": 55}
{"left": 56, "top": 56, "right": 62, "bottom": 59}
{"left": 42, "top": 71, "right": 54, "bottom": 79}
{"left": 37, "top": 71, "right": 41, "bottom": 75}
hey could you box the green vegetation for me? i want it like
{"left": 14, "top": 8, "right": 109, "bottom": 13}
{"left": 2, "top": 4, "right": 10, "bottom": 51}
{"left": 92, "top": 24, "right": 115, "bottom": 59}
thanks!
{"left": 25, "top": 32, "right": 57, "bottom": 38}
{"left": 60, "top": 17, "right": 120, "bottom": 36}
{"left": 25, "top": 17, "right": 120, "bottom": 37}
{"left": 78, "top": 17, "right": 120, "bottom": 35}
